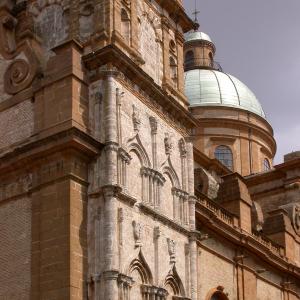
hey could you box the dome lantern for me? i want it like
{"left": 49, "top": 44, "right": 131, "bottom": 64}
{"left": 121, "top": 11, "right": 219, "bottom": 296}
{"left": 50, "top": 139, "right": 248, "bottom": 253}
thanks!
{"left": 184, "top": 31, "right": 221, "bottom": 72}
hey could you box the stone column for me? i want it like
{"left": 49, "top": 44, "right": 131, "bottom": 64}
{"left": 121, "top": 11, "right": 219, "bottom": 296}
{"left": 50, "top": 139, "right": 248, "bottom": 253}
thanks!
{"left": 103, "top": 186, "right": 120, "bottom": 300}
{"left": 104, "top": 71, "right": 119, "bottom": 185}
{"left": 154, "top": 227, "right": 161, "bottom": 285}
{"left": 103, "top": 70, "right": 120, "bottom": 300}
{"left": 189, "top": 234, "right": 198, "bottom": 300}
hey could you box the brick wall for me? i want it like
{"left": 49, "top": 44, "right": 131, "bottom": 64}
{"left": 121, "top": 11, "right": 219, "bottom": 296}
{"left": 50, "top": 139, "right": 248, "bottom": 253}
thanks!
{"left": 0, "top": 100, "right": 34, "bottom": 153}
{"left": 0, "top": 197, "right": 31, "bottom": 300}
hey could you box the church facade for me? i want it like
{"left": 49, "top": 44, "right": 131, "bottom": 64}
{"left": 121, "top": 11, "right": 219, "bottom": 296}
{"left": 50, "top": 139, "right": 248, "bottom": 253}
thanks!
{"left": 0, "top": 1, "right": 299, "bottom": 300}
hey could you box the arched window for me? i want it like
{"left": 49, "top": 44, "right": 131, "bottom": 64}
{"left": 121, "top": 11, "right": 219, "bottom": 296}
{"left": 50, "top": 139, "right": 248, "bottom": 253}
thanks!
{"left": 263, "top": 158, "right": 271, "bottom": 171}
{"left": 185, "top": 50, "right": 194, "bottom": 68}
{"left": 214, "top": 145, "right": 233, "bottom": 170}
{"left": 121, "top": 8, "right": 130, "bottom": 44}
{"left": 209, "top": 52, "right": 213, "bottom": 67}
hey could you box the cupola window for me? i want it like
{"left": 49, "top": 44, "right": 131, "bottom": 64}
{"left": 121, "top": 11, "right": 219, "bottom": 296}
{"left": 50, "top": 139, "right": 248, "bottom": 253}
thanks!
{"left": 185, "top": 50, "right": 194, "bottom": 69}
{"left": 263, "top": 158, "right": 271, "bottom": 171}
{"left": 215, "top": 145, "right": 233, "bottom": 170}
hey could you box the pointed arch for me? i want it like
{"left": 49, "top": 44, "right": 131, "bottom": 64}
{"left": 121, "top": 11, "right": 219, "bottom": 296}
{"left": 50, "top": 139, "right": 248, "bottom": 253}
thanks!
{"left": 164, "top": 265, "right": 186, "bottom": 297}
{"left": 161, "top": 157, "right": 180, "bottom": 189}
{"left": 127, "top": 134, "right": 151, "bottom": 168}
{"left": 127, "top": 250, "right": 153, "bottom": 285}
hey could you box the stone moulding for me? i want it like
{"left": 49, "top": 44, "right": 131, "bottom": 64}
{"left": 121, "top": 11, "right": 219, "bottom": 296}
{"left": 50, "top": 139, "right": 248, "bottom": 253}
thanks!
{"left": 139, "top": 203, "right": 190, "bottom": 236}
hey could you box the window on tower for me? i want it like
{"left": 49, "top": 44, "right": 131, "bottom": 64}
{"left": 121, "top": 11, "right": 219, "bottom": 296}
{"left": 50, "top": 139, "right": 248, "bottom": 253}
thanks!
{"left": 185, "top": 50, "right": 194, "bottom": 69}
{"left": 263, "top": 158, "right": 271, "bottom": 171}
{"left": 214, "top": 145, "right": 233, "bottom": 170}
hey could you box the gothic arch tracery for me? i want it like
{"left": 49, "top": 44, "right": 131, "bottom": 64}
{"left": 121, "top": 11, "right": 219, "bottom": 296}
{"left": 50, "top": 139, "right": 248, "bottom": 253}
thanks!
{"left": 164, "top": 265, "right": 186, "bottom": 298}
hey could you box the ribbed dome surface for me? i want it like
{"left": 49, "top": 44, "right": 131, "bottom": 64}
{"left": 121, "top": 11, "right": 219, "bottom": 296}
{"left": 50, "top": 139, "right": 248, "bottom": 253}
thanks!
{"left": 184, "top": 69, "right": 266, "bottom": 118}
{"left": 184, "top": 31, "right": 212, "bottom": 43}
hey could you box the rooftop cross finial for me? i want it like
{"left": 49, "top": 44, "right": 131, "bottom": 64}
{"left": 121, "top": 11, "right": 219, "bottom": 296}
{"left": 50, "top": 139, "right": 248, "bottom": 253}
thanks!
{"left": 192, "top": 0, "right": 200, "bottom": 30}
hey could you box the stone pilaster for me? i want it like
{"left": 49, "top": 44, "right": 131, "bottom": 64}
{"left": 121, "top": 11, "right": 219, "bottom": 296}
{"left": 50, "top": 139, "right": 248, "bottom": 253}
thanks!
{"left": 161, "top": 17, "right": 170, "bottom": 86}
{"left": 175, "top": 30, "right": 185, "bottom": 93}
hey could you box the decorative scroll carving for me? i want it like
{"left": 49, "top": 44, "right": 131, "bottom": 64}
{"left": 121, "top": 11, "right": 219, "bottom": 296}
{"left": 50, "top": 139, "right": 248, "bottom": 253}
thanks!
{"left": 0, "top": 5, "right": 42, "bottom": 94}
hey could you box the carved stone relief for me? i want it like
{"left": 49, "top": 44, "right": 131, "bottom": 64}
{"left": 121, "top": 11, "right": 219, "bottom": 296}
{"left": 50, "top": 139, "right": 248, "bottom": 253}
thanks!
{"left": 132, "top": 220, "right": 142, "bottom": 247}
{"left": 164, "top": 133, "right": 174, "bottom": 156}
{"left": 0, "top": 4, "right": 42, "bottom": 96}
{"left": 167, "top": 238, "right": 176, "bottom": 264}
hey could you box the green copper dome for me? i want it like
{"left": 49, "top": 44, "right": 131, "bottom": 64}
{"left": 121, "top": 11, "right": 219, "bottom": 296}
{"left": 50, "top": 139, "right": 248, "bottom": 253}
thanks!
{"left": 185, "top": 31, "right": 213, "bottom": 43}
{"left": 184, "top": 69, "right": 266, "bottom": 118}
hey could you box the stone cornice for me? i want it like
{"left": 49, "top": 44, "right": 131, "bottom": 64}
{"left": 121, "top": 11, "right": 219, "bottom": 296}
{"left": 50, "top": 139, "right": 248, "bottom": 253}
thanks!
{"left": 139, "top": 203, "right": 190, "bottom": 236}
{"left": 0, "top": 127, "right": 103, "bottom": 172}
{"left": 195, "top": 197, "right": 300, "bottom": 280}
{"left": 82, "top": 44, "right": 197, "bottom": 133}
